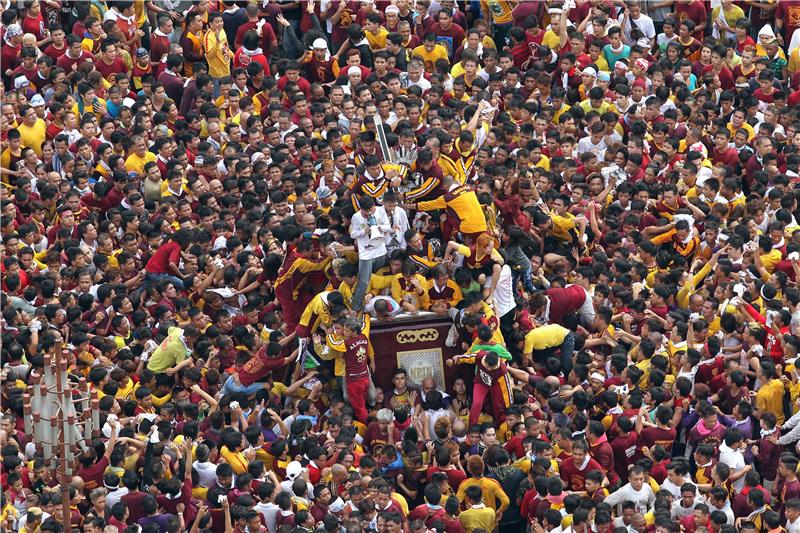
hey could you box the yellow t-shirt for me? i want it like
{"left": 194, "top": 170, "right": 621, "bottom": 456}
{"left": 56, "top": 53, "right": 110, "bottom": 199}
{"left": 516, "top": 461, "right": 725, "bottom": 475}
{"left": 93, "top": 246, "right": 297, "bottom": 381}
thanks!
{"left": 542, "top": 28, "right": 560, "bottom": 50}
{"left": 756, "top": 378, "right": 786, "bottom": 425}
{"left": 125, "top": 150, "right": 157, "bottom": 175}
{"left": 727, "top": 121, "right": 755, "bottom": 141}
{"left": 524, "top": 324, "right": 570, "bottom": 353}
{"left": 365, "top": 27, "right": 389, "bottom": 50}
{"left": 711, "top": 5, "right": 745, "bottom": 32}
{"left": 481, "top": 0, "right": 514, "bottom": 24}
{"left": 550, "top": 213, "right": 577, "bottom": 242}
{"left": 203, "top": 30, "right": 231, "bottom": 79}
{"left": 789, "top": 47, "right": 800, "bottom": 75}
{"left": 760, "top": 248, "right": 782, "bottom": 274}
{"left": 16, "top": 120, "right": 47, "bottom": 156}
{"left": 72, "top": 98, "right": 108, "bottom": 121}
{"left": 534, "top": 155, "right": 550, "bottom": 171}
{"left": 220, "top": 445, "right": 249, "bottom": 474}
{"left": 411, "top": 44, "right": 450, "bottom": 72}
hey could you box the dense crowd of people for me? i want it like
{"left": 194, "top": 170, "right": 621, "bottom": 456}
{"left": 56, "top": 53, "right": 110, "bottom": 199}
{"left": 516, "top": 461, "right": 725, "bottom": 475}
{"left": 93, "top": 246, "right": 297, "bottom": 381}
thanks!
{"left": 1, "top": 0, "right": 800, "bottom": 532}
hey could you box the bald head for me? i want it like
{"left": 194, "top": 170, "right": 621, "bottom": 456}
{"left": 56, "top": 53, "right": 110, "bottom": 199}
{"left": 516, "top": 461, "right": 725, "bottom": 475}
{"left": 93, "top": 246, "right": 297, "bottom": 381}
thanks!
{"left": 331, "top": 463, "right": 348, "bottom": 482}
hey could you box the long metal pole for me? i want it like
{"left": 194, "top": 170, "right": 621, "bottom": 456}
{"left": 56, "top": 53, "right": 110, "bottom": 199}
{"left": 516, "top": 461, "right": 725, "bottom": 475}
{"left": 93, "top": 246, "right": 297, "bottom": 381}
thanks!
{"left": 53, "top": 355, "right": 71, "bottom": 533}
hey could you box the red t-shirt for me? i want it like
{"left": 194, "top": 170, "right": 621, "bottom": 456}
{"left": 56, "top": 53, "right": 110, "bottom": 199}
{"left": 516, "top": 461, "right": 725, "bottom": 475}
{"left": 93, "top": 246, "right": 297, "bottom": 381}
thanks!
{"left": 145, "top": 241, "right": 182, "bottom": 274}
{"left": 711, "top": 147, "right": 740, "bottom": 169}
{"left": 1, "top": 43, "right": 20, "bottom": 74}
{"left": 754, "top": 87, "right": 776, "bottom": 104}
{"left": 409, "top": 504, "right": 446, "bottom": 527}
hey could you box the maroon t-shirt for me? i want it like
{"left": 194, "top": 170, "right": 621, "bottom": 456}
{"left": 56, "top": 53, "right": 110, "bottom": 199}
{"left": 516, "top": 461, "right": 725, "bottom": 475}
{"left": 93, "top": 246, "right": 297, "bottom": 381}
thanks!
{"left": 364, "top": 422, "right": 401, "bottom": 449}
{"left": 409, "top": 504, "right": 446, "bottom": 527}
{"left": 638, "top": 427, "right": 676, "bottom": 456}
{"left": 432, "top": 23, "right": 465, "bottom": 59}
{"left": 782, "top": 478, "right": 800, "bottom": 505}
{"left": 545, "top": 285, "right": 586, "bottom": 324}
{"left": 77, "top": 455, "right": 109, "bottom": 493}
{"left": 56, "top": 50, "right": 94, "bottom": 73}
{"left": 610, "top": 431, "right": 638, "bottom": 482}
{"left": 121, "top": 491, "right": 148, "bottom": 524}
{"left": 427, "top": 466, "right": 467, "bottom": 492}
{"left": 94, "top": 56, "right": 128, "bottom": 79}
{"left": 711, "top": 147, "right": 740, "bottom": 169}
{"left": 776, "top": 0, "right": 800, "bottom": 44}
{"left": 559, "top": 456, "right": 604, "bottom": 491}
{"left": 238, "top": 346, "right": 286, "bottom": 386}
{"left": 695, "top": 356, "right": 724, "bottom": 385}
{"left": 344, "top": 334, "right": 370, "bottom": 378}
{"left": 674, "top": 0, "right": 707, "bottom": 40}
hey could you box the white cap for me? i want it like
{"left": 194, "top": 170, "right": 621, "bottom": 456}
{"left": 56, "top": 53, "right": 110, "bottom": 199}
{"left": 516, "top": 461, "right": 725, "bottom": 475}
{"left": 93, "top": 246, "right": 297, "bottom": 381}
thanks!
{"left": 312, "top": 38, "right": 328, "bottom": 50}
{"left": 286, "top": 461, "right": 304, "bottom": 480}
{"left": 590, "top": 372, "right": 605, "bottom": 383}
{"left": 386, "top": 5, "right": 399, "bottom": 14}
{"left": 581, "top": 67, "right": 597, "bottom": 78}
{"left": 30, "top": 94, "right": 45, "bottom": 107}
{"left": 14, "top": 76, "right": 29, "bottom": 89}
{"left": 614, "top": 61, "right": 628, "bottom": 71}
{"left": 347, "top": 66, "right": 361, "bottom": 76}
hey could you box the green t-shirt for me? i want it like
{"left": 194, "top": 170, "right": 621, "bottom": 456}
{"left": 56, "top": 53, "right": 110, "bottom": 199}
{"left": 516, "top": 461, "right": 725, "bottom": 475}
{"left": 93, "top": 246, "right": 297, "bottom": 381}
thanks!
{"left": 146, "top": 326, "right": 189, "bottom": 373}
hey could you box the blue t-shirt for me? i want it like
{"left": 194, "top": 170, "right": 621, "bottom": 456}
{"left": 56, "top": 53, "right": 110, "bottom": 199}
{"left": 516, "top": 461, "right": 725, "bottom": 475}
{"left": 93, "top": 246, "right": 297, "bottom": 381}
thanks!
{"left": 603, "top": 44, "right": 631, "bottom": 66}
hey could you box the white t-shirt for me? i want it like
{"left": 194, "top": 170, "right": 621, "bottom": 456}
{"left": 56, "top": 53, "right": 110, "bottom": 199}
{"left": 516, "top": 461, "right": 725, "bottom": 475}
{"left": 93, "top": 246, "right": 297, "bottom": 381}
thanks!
{"left": 719, "top": 442, "right": 747, "bottom": 491}
{"left": 490, "top": 265, "right": 515, "bottom": 318}
{"left": 192, "top": 460, "right": 218, "bottom": 488}
{"left": 604, "top": 482, "right": 655, "bottom": 514}
{"left": 255, "top": 501, "right": 280, "bottom": 533}
{"left": 619, "top": 13, "right": 656, "bottom": 43}
{"left": 577, "top": 136, "right": 608, "bottom": 160}
{"left": 788, "top": 515, "right": 800, "bottom": 533}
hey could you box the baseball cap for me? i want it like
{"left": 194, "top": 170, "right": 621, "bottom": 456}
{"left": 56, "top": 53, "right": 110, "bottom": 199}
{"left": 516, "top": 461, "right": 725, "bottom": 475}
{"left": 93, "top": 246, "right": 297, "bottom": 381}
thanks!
{"left": 136, "top": 47, "right": 149, "bottom": 58}
{"left": 30, "top": 94, "right": 45, "bottom": 107}
{"left": 312, "top": 38, "right": 328, "bottom": 50}
{"left": 316, "top": 185, "right": 333, "bottom": 199}
{"left": 14, "top": 76, "right": 29, "bottom": 89}
{"left": 598, "top": 71, "right": 611, "bottom": 82}
{"left": 635, "top": 58, "right": 649, "bottom": 71}
{"left": 347, "top": 66, "right": 361, "bottom": 76}
{"left": 286, "top": 461, "right": 304, "bottom": 480}
{"left": 386, "top": 5, "right": 399, "bottom": 14}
